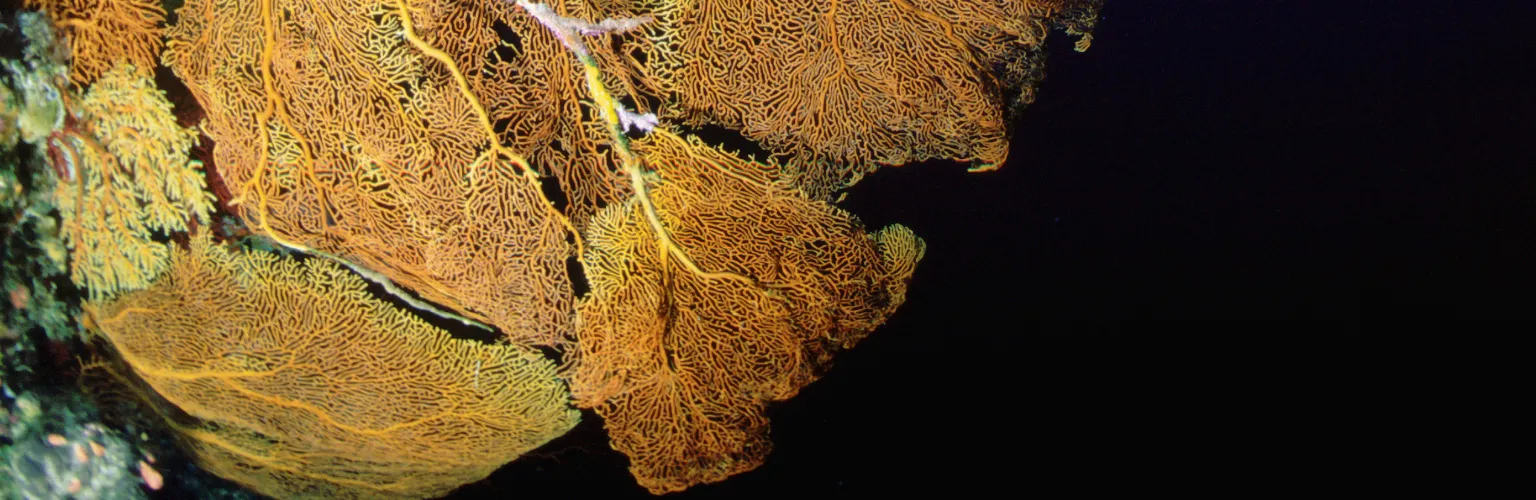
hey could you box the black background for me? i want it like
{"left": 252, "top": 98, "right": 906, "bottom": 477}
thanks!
{"left": 466, "top": 2, "right": 1534, "bottom": 497}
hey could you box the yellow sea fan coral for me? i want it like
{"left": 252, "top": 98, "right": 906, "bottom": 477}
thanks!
{"left": 163, "top": 0, "right": 585, "bottom": 345}
{"left": 84, "top": 234, "right": 580, "bottom": 500}
{"left": 597, "top": 0, "right": 1101, "bottom": 194}
{"left": 569, "top": 134, "right": 925, "bottom": 494}
{"left": 24, "top": 0, "right": 166, "bottom": 86}
{"left": 55, "top": 63, "right": 214, "bottom": 299}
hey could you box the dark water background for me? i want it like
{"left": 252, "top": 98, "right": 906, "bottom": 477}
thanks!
{"left": 458, "top": 1, "right": 1533, "bottom": 497}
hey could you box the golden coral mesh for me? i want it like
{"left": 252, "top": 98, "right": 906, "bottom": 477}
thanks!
{"left": 591, "top": 0, "right": 1103, "bottom": 196}
{"left": 55, "top": 63, "right": 215, "bottom": 299}
{"left": 161, "top": 0, "right": 597, "bottom": 346}
{"left": 568, "top": 134, "right": 924, "bottom": 494}
{"left": 84, "top": 234, "right": 580, "bottom": 500}
{"left": 24, "top": 0, "right": 166, "bottom": 86}
{"left": 99, "top": 0, "right": 1104, "bottom": 495}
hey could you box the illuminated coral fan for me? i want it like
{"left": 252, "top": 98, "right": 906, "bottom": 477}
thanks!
{"left": 22, "top": 0, "right": 165, "bottom": 86}
{"left": 54, "top": 63, "right": 215, "bottom": 299}
{"left": 570, "top": 133, "right": 925, "bottom": 493}
{"left": 19, "top": 0, "right": 1100, "bottom": 495}
{"left": 84, "top": 235, "right": 579, "bottom": 499}
{"left": 162, "top": 0, "right": 589, "bottom": 345}
{"left": 595, "top": 0, "right": 1104, "bottom": 195}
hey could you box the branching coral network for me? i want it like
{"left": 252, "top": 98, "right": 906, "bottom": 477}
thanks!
{"left": 83, "top": 234, "right": 578, "bottom": 499}
{"left": 20, "top": 0, "right": 1101, "bottom": 496}
{"left": 518, "top": 0, "right": 760, "bottom": 288}
{"left": 53, "top": 63, "right": 214, "bottom": 299}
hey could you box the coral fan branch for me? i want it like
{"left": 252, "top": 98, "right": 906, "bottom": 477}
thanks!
{"left": 394, "top": 0, "right": 584, "bottom": 255}
{"left": 518, "top": 0, "right": 754, "bottom": 287}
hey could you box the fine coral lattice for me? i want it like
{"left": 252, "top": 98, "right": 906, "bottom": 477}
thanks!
{"left": 569, "top": 134, "right": 925, "bottom": 494}
{"left": 596, "top": 0, "right": 1102, "bottom": 194}
{"left": 54, "top": 63, "right": 214, "bottom": 299}
{"left": 164, "top": 0, "right": 583, "bottom": 344}
{"left": 96, "top": 0, "right": 1106, "bottom": 495}
{"left": 24, "top": 0, "right": 166, "bottom": 86}
{"left": 84, "top": 235, "right": 580, "bottom": 500}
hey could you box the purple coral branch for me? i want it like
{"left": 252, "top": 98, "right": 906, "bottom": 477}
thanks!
{"left": 617, "top": 106, "right": 659, "bottom": 133}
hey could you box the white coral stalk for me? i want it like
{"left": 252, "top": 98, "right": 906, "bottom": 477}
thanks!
{"left": 515, "top": 1, "right": 653, "bottom": 58}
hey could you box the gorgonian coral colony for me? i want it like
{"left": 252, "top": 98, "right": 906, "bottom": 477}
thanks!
{"left": 84, "top": 234, "right": 580, "bottom": 499}
{"left": 26, "top": 0, "right": 1099, "bottom": 496}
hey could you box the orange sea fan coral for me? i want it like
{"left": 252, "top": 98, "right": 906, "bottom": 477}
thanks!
{"left": 413, "top": 0, "right": 641, "bottom": 227}
{"left": 569, "top": 133, "right": 925, "bottom": 494}
{"left": 163, "top": 0, "right": 592, "bottom": 344}
{"left": 24, "top": 0, "right": 166, "bottom": 86}
{"left": 55, "top": 63, "right": 215, "bottom": 299}
{"left": 597, "top": 0, "right": 1101, "bottom": 195}
{"left": 84, "top": 234, "right": 580, "bottom": 499}
{"left": 154, "top": 1, "right": 960, "bottom": 493}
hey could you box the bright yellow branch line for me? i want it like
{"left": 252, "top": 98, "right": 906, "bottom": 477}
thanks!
{"left": 577, "top": 55, "right": 756, "bottom": 287}
{"left": 393, "top": 0, "right": 584, "bottom": 256}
